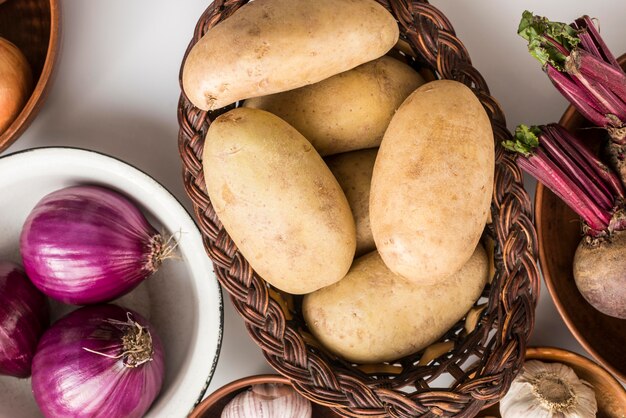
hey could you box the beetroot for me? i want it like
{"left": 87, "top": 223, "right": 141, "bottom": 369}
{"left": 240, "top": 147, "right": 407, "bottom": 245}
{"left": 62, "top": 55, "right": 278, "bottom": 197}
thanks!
{"left": 519, "top": 12, "right": 626, "bottom": 186}
{"left": 574, "top": 231, "right": 626, "bottom": 318}
{"left": 505, "top": 124, "right": 626, "bottom": 319}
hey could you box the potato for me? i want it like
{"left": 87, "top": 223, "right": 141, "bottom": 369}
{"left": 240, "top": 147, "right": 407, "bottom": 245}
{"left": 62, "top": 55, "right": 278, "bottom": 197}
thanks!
{"left": 244, "top": 56, "right": 424, "bottom": 155}
{"left": 326, "top": 149, "right": 377, "bottom": 257}
{"left": 303, "top": 245, "right": 489, "bottom": 364}
{"left": 370, "top": 80, "right": 494, "bottom": 284}
{"left": 182, "top": 0, "right": 399, "bottom": 111}
{"left": 203, "top": 107, "right": 356, "bottom": 294}
{"left": 0, "top": 38, "right": 32, "bottom": 133}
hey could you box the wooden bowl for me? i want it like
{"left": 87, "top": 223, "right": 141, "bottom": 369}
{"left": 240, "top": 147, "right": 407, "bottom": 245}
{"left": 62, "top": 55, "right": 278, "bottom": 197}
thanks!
{"left": 189, "top": 375, "right": 341, "bottom": 418}
{"left": 0, "top": 0, "right": 61, "bottom": 153}
{"left": 535, "top": 54, "right": 626, "bottom": 383}
{"left": 479, "top": 347, "right": 626, "bottom": 418}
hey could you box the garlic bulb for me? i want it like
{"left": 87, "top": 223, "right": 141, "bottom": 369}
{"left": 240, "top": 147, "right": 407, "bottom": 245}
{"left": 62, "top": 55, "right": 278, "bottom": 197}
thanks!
{"left": 500, "top": 360, "right": 597, "bottom": 418}
{"left": 0, "top": 37, "right": 32, "bottom": 134}
{"left": 222, "top": 383, "right": 312, "bottom": 418}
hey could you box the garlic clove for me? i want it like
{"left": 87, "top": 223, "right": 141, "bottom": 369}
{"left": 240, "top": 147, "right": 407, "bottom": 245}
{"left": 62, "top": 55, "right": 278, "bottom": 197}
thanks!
{"left": 500, "top": 360, "right": 597, "bottom": 418}
{"left": 221, "top": 383, "right": 312, "bottom": 418}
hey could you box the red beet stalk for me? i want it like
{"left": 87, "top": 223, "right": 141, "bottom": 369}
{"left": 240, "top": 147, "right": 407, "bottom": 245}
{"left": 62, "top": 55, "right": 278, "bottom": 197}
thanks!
{"left": 504, "top": 124, "right": 624, "bottom": 236}
{"left": 518, "top": 12, "right": 626, "bottom": 142}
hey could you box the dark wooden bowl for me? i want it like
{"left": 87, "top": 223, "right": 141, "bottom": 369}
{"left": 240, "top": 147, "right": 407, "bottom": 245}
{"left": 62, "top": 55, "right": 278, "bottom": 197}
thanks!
{"left": 0, "top": 0, "right": 61, "bottom": 153}
{"left": 478, "top": 347, "right": 626, "bottom": 418}
{"left": 535, "top": 54, "right": 626, "bottom": 383}
{"left": 189, "top": 375, "right": 341, "bottom": 418}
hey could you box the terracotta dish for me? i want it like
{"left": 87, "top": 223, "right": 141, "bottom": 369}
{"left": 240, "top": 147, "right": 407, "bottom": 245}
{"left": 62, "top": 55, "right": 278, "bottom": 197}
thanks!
{"left": 0, "top": 0, "right": 60, "bottom": 152}
{"left": 190, "top": 375, "right": 341, "bottom": 418}
{"left": 479, "top": 347, "right": 626, "bottom": 418}
{"left": 535, "top": 55, "right": 626, "bottom": 383}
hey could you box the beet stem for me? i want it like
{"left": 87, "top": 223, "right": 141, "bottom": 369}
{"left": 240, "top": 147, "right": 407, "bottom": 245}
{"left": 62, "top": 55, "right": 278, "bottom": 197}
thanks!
{"left": 575, "top": 15, "right": 620, "bottom": 67}
{"left": 570, "top": 48, "right": 626, "bottom": 107}
{"left": 519, "top": 155, "right": 607, "bottom": 231}
{"left": 546, "top": 65, "right": 611, "bottom": 127}
{"left": 552, "top": 124, "right": 626, "bottom": 198}
{"left": 568, "top": 68, "right": 626, "bottom": 122}
{"left": 534, "top": 147, "right": 611, "bottom": 229}
{"left": 504, "top": 125, "right": 613, "bottom": 233}
{"left": 540, "top": 126, "right": 614, "bottom": 210}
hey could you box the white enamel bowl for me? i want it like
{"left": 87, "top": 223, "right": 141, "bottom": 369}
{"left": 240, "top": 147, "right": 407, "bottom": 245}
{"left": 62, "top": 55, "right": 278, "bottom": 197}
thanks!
{"left": 0, "top": 147, "right": 223, "bottom": 417}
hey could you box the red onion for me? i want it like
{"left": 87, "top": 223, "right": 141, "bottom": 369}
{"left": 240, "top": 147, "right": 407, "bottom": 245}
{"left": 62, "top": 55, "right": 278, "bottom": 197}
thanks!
{"left": 0, "top": 262, "right": 49, "bottom": 378}
{"left": 20, "top": 185, "right": 174, "bottom": 305}
{"left": 32, "top": 304, "right": 165, "bottom": 418}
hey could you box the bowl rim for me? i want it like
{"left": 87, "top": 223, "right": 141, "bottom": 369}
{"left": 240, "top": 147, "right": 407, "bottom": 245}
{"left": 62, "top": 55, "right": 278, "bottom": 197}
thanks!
{"left": 0, "top": 0, "right": 62, "bottom": 153}
{"left": 0, "top": 145, "right": 225, "bottom": 414}
{"left": 526, "top": 346, "right": 626, "bottom": 398}
{"left": 535, "top": 106, "right": 626, "bottom": 383}
{"left": 478, "top": 346, "right": 626, "bottom": 416}
{"left": 189, "top": 374, "right": 289, "bottom": 418}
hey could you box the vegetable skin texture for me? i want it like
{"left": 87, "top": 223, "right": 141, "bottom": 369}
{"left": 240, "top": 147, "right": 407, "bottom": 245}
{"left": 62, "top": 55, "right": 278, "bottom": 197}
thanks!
{"left": 0, "top": 38, "right": 32, "bottom": 133}
{"left": 221, "top": 383, "right": 312, "bottom": 418}
{"left": 244, "top": 56, "right": 424, "bottom": 156}
{"left": 370, "top": 80, "right": 494, "bottom": 284}
{"left": 203, "top": 107, "right": 356, "bottom": 294}
{"left": 326, "top": 148, "right": 377, "bottom": 257}
{"left": 574, "top": 231, "right": 626, "bottom": 319}
{"left": 20, "top": 185, "right": 166, "bottom": 305}
{"left": 31, "top": 305, "right": 164, "bottom": 418}
{"left": 0, "top": 262, "right": 49, "bottom": 378}
{"left": 303, "top": 245, "right": 488, "bottom": 364}
{"left": 182, "top": 0, "right": 399, "bottom": 111}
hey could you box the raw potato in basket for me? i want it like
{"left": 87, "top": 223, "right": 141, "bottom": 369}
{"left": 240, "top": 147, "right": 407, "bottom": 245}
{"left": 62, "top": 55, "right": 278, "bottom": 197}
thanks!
{"left": 370, "top": 80, "right": 494, "bottom": 285}
{"left": 244, "top": 56, "right": 424, "bottom": 156}
{"left": 326, "top": 148, "right": 378, "bottom": 258}
{"left": 303, "top": 245, "right": 489, "bottom": 364}
{"left": 203, "top": 107, "right": 356, "bottom": 295}
{"left": 181, "top": 0, "right": 399, "bottom": 111}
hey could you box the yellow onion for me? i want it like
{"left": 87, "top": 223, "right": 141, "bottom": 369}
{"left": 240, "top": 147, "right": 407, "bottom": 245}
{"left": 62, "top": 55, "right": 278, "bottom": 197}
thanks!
{"left": 0, "top": 37, "right": 32, "bottom": 134}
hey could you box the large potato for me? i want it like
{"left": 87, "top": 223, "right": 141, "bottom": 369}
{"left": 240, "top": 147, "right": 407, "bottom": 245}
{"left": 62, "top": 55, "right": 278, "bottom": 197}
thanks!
{"left": 326, "top": 149, "right": 377, "bottom": 257}
{"left": 303, "top": 245, "right": 488, "bottom": 364}
{"left": 370, "top": 80, "right": 494, "bottom": 284}
{"left": 244, "top": 56, "right": 424, "bottom": 155}
{"left": 182, "top": 0, "right": 399, "bottom": 111}
{"left": 203, "top": 108, "right": 356, "bottom": 294}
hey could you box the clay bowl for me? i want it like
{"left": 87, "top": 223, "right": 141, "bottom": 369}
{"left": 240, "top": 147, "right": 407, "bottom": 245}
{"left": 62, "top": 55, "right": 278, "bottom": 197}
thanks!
{"left": 479, "top": 347, "right": 626, "bottom": 418}
{"left": 534, "top": 54, "right": 626, "bottom": 383}
{"left": 0, "top": 0, "right": 61, "bottom": 152}
{"left": 190, "top": 375, "right": 341, "bottom": 418}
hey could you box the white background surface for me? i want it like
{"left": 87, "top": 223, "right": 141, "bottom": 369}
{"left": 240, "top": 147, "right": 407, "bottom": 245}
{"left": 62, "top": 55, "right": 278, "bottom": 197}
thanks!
{"left": 6, "top": 0, "right": 626, "bottom": 408}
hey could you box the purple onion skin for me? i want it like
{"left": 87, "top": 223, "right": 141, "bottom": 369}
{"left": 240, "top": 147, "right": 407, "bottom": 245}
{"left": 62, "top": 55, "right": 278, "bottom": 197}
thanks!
{"left": 0, "top": 262, "right": 50, "bottom": 378}
{"left": 32, "top": 304, "right": 165, "bottom": 418}
{"left": 20, "top": 185, "right": 164, "bottom": 305}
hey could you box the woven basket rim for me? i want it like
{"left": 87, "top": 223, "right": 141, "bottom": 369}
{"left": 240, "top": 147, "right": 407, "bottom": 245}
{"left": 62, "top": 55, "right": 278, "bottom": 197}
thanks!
{"left": 177, "top": 1, "right": 540, "bottom": 417}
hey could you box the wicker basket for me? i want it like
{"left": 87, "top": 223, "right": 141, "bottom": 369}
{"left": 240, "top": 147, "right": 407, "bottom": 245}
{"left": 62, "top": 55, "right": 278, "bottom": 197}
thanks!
{"left": 0, "top": 0, "right": 60, "bottom": 153}
{"left": 177, "top": 1, "right": 540, "bottom": 416}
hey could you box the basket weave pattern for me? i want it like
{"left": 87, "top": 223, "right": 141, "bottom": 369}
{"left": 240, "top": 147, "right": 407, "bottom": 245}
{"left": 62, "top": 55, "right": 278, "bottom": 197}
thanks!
{"left": 178, "top": 1, "right": 540, "bottom": 416}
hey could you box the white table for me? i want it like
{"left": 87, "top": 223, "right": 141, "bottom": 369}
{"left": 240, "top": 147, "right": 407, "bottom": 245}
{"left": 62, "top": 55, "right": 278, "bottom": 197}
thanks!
{"left": 7, "top": 0, "right": 626, "bottom": 401}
